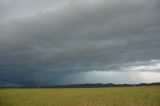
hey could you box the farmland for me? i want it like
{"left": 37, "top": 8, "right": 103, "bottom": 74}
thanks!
{"left": 0, "top": 86, "right": 160, "bottom": 106}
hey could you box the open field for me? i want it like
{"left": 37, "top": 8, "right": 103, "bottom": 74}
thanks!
{"left": 0, "top": 86, "right": 160, "bottom": 106}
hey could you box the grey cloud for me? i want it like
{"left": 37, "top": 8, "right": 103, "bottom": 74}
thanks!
{"left": 0, "top": 0, "right": 160, "bottom": 85}
{"left": 0, "top": 0, "right": 69, "bottom": 20}
{"left": 118, "top": 60, "right": 160, "bottom": 72}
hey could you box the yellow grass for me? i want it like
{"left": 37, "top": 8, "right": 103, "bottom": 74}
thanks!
{"left": 0, "top": 86, "right": 160, "bottom": 106}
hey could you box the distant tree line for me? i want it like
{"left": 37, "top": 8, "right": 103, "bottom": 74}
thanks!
{"left": 0, "top": 82, "right": 160, "bottom": 89}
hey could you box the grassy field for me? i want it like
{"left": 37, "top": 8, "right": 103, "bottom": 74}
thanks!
{"left": 0, "top": 86, "right": 159, "bottom": 106}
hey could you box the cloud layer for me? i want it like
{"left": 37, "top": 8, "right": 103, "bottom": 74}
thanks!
{"left": 0, "top": 0, "right": 160, "bottom": 86}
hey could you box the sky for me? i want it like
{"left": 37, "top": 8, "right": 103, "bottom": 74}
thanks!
{"left": 0, "top": 0, "right": 160, "bottom": 86}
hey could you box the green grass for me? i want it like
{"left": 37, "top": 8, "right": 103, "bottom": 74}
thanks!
{"left": 0, "top": 86, "right": 160, "bottom": 106}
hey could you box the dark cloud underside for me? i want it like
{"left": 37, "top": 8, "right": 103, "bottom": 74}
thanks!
{"left": 0, "top": 0, "right": 160, "bottom": 86}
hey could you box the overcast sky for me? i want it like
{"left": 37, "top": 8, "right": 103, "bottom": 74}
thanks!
{"left": 0, "top": 0, "right": 160, "bottom": 86}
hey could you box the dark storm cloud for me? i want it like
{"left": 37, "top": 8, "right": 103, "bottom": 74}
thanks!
{"left": 0, "top": 0, "right": 160, "bottom": 86}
